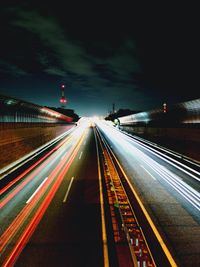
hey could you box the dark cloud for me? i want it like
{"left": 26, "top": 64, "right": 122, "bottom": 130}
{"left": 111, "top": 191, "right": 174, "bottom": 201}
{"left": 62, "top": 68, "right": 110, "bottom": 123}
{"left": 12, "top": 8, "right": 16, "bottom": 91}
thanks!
{"left": 0, "top": 60, "right": 27, "bottom": 76}
{"left": 12, "top": 8, "right": 96, "bottom": 76}
{"left": 0, "top": 1, "right": 199, "bottom": 116}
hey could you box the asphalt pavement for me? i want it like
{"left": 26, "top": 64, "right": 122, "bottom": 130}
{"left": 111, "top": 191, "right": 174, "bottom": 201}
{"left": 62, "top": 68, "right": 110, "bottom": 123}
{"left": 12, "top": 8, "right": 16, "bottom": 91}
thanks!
{"left": 9, "top": 128, "right": 104, "bottom": 267}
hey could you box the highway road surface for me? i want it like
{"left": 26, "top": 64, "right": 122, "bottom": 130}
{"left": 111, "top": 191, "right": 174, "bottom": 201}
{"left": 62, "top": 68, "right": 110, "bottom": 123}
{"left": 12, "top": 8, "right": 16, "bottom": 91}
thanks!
{"left": 96, "top": 120, "right": 200, "bottom": 267}
{"left": 0, "top": 122, "right": 105, "bottom": 267}
{"left": 0, "top": 119, "right": 200, "bottom": 267}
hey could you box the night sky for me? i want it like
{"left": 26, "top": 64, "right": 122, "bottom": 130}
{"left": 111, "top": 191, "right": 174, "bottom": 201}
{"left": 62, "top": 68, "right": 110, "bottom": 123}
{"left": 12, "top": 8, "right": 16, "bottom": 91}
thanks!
{"left": 0, "top": 1, "right": 199, "bottom": 116}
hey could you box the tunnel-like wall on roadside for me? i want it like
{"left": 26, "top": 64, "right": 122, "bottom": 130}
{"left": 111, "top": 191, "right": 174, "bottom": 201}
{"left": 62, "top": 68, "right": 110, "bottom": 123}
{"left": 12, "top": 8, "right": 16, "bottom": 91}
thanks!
{"left": 120, "top": 125, "right": 200, "bottom": 162}
{"left": 117, "top": 98, "right": 200, "bottom": 162}
{"left": 0, "top": 123, "right": 75, "bottom": 169}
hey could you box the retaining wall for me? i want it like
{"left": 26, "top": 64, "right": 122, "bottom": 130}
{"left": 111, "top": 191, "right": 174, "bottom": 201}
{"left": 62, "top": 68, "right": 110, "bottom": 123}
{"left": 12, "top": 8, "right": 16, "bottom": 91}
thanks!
{"left": 0, "top": 123, "right": 74, "bottom": 169}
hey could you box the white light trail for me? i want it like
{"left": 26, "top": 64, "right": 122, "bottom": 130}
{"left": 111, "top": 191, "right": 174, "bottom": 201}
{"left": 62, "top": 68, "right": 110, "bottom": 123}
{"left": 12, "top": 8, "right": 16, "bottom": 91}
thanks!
{"left": 124, "top": 133, "right": 200, "bottom": 181}
{"left": 97, "top": 121, "right": 200, "bottom": 212}
{"left": 141, "top": 158, "right": 200, "bottom": 211}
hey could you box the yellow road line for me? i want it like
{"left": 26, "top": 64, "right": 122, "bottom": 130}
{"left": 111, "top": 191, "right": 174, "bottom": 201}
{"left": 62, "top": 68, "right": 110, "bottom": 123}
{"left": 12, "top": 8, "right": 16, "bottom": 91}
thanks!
{"left": 94, "top": 129, "right": 110, "bottom": 267}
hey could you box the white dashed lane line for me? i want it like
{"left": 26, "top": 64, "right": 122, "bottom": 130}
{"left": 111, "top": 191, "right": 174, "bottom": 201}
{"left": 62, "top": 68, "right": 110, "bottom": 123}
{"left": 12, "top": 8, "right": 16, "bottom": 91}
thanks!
{"left": 26, "top": 177, "right": 48, "bottom": 204}
{"left": 79, "top": 151, "right": 83, "bottom": 160}
{"left": 140, "top": 165, "right": 156, "bottom": 180}
{"left": 63, "top": 177, "right": 74, "bottom": 203}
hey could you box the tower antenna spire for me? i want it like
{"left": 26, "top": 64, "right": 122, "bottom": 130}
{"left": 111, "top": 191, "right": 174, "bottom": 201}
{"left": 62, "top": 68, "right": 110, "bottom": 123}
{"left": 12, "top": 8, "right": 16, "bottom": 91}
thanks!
{"left": 60, "top": 84, "right": 67, "bottom": 108}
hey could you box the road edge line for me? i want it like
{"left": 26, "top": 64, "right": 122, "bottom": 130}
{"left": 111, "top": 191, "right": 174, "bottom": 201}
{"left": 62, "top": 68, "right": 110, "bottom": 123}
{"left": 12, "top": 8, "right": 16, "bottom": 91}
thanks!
{"left": 94, "top": 129, "right": 110, "bottom": 267}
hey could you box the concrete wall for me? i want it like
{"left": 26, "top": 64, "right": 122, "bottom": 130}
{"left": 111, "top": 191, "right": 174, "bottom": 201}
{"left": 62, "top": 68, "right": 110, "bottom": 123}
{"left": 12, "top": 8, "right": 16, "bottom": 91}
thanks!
{"left": 120, "top": 126, "right": 200, "bottom": 162}
{"left": 0, "top": 123, "right": 74, "bottom": 169}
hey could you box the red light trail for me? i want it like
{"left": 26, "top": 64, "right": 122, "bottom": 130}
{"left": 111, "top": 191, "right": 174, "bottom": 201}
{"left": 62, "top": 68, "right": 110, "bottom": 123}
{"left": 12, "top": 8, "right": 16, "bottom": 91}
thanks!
{"left": 0, "top": 130, "right": 86, "bottom": 266}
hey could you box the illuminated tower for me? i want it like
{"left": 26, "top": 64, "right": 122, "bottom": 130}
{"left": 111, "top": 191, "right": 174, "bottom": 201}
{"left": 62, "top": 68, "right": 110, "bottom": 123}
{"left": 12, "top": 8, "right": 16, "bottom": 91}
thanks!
{"left": 60, "top": 84, "right": 67, "bottom": 108}
{"left": 163, "top": 102, "right": 167, "bottom": 113}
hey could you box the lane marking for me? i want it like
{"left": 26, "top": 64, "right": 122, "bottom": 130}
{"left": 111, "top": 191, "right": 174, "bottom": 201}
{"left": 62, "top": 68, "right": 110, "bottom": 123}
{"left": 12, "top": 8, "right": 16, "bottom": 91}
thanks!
{"left": 140, "top": 165, "right": 156, "bottom": 180}
{"left": 26, "top": 177, "right": 48, "bottom": 204}
{"left": 79, "top": 151, "right": 83, "bottom": 160}
{"left": 63, "top": 177, "right": 74, "bottom": 203}
{"left": 94, "top": 130, "right": 110, "bottom": 267}
{"left": 1, "top": 134, "right": 85, "bottom": 265}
